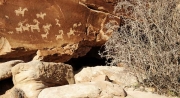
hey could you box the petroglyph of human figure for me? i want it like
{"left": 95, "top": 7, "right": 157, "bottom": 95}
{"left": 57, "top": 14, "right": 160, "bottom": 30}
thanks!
{"left": 43, "top": 23, "right": 52, "bottom": 33}
{"left": 15, "top": 7, "right": 28, "bottom": 17}
{"left": 30, "top": 19, "right": 40, "bottom": 32}
{"left": 67, "top": 28, "right": 75, "bottom": 38}
{"left": 55, "top": 19, "right": 61, "bottom": 27}
{"left": 55, "top": 30, "right": 64, "bottom": 40}
{"left": 41, "top": 32, "right": 49, "bottom": 39}
{"left": 36, "top": 12, "right": 46, "bottom": 20}
{"left": 7, "top": 31, "right": 13, "bottom": 34}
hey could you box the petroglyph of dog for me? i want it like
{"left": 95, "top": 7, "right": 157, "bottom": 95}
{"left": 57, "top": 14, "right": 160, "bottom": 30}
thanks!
{"left": 41, "top": 32, "right": 49, "bottom": 39}
{"left": 7, "top": 31, "right": 13, "bottom": 34}
{"left": 22, "top": 24, "right": 30, "bottom": 32}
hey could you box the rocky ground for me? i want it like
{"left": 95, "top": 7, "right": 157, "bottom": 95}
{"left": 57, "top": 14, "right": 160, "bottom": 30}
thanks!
{"left": 0, "top": 60, "right": 178, "bottom": 98}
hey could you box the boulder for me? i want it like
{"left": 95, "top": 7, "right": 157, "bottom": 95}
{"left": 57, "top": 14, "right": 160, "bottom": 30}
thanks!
{"left": 38, "top": 81, "right": 127, "bottom": 98}
{"left": 11, "top": 60, "right": 74, "bottom": 98}
{"left": 75, "top": 66, "right": 137, "bottom": 87}
{"left": 0, "top": 60, "right": 24, "bottom": 81}
{"left": 0, "top": 0, "right": 120, "bottom": 62}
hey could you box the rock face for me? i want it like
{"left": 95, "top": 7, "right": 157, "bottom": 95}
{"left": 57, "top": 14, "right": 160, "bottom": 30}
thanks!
{"left": 0, "top": 0, "right": 119, "bottom": 62}
{"left": 0, "top": 60, "right": 23, "bottom": 81}
{"left": 75, "top": 66, "right": 137, "bottom": 87}
{"left": 11, "top": 60, "right": 74, "bottom": 98}
{"left": 38, "top": 81, "right": 127, "bottom": 98}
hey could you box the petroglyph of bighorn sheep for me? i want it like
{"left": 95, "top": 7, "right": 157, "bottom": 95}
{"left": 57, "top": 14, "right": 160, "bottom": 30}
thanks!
{"left": 41, "top": 32, "right": 49, "bottom": 39}
{"left": 43, "top": 23, "right": 52, "bottom": 33}
{"left": 14, "top": 7, "right": 28, "bottom": 17}
{"left": 7, "top": 31, "right": 13, "bottom": 34}
{"left": 36, "top": 12, "right": 46, "bottom": 20}
{"left": 30, "top": 19, "right": 40, "bottom": 32}
{"left": 55, "top": 19, "right": 61, "bottom": 27}
{"left": 55, "top": 30, "right": 64, "bottom": 40}
{"left": 67, "top": 28, "right": 75, "bottom": 38}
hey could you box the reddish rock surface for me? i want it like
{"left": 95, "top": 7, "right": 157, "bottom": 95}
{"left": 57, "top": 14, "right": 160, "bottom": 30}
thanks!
{"left": 0, "top": 0, "right": 119, "bottom": 62}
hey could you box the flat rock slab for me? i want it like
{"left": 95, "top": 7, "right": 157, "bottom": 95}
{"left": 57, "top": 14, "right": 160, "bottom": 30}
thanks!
{"left": 75, "top": 66, "right": 137, "bottom": 87}
{"left": 38, "top": 81, "right": 126, "bottom": 98}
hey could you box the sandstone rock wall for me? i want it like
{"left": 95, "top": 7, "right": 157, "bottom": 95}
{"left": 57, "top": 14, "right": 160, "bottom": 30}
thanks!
{"left": 0, "top": 0, "right": 120, "bottom": 62}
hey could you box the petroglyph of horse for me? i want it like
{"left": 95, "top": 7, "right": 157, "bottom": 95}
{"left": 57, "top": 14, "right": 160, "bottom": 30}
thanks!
{"left": 55, "top": 19, "right": 61, "bottom": 27}
{"left": 14, "top": 7, "right": 28, "bottom": 17}
{"left": 55, "top": 30, "right": 64, "bottom": 40}
{"left": 30, "top": 19, "right": 40, "bottom": 32}
{"left": 36, "top": 12, "right": 46, "bottom": 20}
{"left": 67, "top": 28, "right": 75, "bottom": 38}
{"left": 43, "top": 23, "right": 52, "bottom": 33}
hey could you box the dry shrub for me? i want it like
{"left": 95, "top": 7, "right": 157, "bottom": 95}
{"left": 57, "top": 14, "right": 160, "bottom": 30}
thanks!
{"left": 100, "top": 0, "right": 180, "bottom": 96}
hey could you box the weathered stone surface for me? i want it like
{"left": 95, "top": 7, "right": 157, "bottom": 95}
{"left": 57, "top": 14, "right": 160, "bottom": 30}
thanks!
{"left": 0, "top": 0, "right": 119, "bottom": 62}
{"left": 11, "top": 60, "right": 74, "bottom": 98}
{"left": 0, "top": 87, "right": 28, "bottom": 98}
{"left": 0, "top": 60, "right": 23, "bottom": 81}
{"left": 75, "top": 66, "right": 137, "bottom": 87}
{"left": 125, "top": 88, "right": 176, "bottom": 98}
{"left": 38, "top": 81, "right": 126, "bottom": 98}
